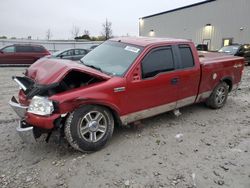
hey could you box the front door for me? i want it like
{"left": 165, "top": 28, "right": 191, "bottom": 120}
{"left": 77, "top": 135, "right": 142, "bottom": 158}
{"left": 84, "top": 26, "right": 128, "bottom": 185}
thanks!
{"left": 0, "top": 45, "right": 17, "bottom": 65}
{"left": 122, "top": 46, "right": 179, "bottom": 124}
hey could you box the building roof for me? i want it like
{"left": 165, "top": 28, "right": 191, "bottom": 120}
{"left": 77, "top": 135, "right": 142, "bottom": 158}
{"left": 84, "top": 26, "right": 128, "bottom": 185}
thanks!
{"left": 141, "top": 0, "right": 216, "bottom": 19}
{"left": 110, "top": 37, "right": 190, "bottom": 47}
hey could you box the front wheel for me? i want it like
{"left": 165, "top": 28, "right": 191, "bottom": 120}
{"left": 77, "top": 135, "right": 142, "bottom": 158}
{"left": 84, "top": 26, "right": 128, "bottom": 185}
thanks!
{"left": 206, "top": 82, "right": 229, "bottom": 109}
{"left": 64, "top": 105, "right": 114, "bottom": 152}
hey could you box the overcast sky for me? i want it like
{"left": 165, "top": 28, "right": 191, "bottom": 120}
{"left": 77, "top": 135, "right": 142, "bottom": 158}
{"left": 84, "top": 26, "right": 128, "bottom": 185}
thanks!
{"left": 0, "top": 0, "right": 204, "bottom": 40}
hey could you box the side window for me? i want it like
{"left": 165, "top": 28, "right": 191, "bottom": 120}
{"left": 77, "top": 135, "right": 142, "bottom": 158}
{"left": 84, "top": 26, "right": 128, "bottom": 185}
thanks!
{"left": 178, "top": 45, "right": 194, "bottom": 69}
{"left": 61, "top": 50, "right": 74, "bottom": 56}
{"left": 75, "top": 49, "right": 86, "bottom": 55}
{"left": 33, "top": 46, "right": 45, "bottom": 52}
{"left": 142, "top": 47, "right": 175, "bottom": 79}
{"left": 2, "top": 46, "right": 15, "bottom": 53}
{"left": 16, "top": 46, "right": 33, "bottom": 52}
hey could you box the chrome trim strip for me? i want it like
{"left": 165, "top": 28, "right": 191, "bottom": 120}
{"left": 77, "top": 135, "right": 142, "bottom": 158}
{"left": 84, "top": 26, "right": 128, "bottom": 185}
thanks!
{"left": 176, "top": 96, "right": 196, "bottom": 108}
{"left": 233, "top": 64, "right": 243, "bottom": 68}
{"left": 196, "top": 90, "right": 212, "bottom": 102}
{"left": 13, "top": 77, "right": 27, "bottom": 91}
{"left": 121, "top": 92, "right": 213, "bottom": 125}
{"left": 121, "top": 101, "right": 176, "bottom": 125}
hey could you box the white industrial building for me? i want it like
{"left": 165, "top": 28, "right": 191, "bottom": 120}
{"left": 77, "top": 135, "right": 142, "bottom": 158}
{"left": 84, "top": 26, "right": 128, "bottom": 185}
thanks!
{"left": 139, "top": 0, "right": 250, "bottom": 50}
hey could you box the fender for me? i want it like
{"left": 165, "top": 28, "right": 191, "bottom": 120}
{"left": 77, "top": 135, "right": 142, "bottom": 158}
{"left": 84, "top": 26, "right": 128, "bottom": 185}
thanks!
{"left": 56, "top": 97, "right": 123, "bottom": 125}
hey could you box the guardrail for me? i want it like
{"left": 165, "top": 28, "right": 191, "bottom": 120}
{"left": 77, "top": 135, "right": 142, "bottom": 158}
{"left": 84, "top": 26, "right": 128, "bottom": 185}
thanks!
{"left": 0, "top": 39, "right": 103, "bottom": 52}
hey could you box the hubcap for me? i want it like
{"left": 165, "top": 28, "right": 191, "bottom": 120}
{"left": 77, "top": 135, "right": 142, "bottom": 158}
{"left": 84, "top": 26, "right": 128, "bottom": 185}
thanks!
{"left": 78, "top": 111, "right": 107, "bottom": 143}
{"left": 89, "top": 121, "right": 98, "bottom": 132}
{"left": 215, "top": 87, "right": 226, "bottom": 105}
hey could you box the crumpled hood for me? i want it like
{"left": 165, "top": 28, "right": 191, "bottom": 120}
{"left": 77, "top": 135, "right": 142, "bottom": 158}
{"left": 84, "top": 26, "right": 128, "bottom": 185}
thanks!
{"left": 27, "top": 58, "right": 111, "bottom": 84}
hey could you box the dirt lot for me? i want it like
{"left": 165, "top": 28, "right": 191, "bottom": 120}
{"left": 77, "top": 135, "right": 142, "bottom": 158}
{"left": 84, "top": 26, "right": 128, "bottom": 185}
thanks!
{"left": 0, "top": 67, "right": 249, "bottom": 188}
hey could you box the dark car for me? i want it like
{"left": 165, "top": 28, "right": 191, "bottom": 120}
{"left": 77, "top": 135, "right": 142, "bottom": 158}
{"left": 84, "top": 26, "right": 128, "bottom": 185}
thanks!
{"left": 0, "top": 44, "right": 50, "bottom": 66}
{"left": 218, "top": 44, "right": 250, "bottom": 65}
{"left": 196, "top": 44, "right": 208, "bottom": 51}
{"left": 47, "top": 48, "right": 90, "bottom": 61}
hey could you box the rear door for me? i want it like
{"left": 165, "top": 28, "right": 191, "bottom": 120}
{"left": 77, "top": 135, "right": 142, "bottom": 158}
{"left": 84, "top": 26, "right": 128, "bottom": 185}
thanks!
{"left": 32, "top": 46, "right": 49, "bottom": 59}
{"left": 15, "top": 45, "right": 35, "bottom": 65}
{"left": 175, "top": 44, "right": 201, "bottom": 108}
{"left": 124, "top": 46, "right": 179, "bottom": 122}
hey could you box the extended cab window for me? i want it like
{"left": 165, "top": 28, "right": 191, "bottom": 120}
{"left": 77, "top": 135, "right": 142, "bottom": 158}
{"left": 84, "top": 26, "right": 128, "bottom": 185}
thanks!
{"left": 142, "top": 47, "right": 174, "bottom": 79}
{"left": 179, "top": 45, "right": 194, "bottom": 69}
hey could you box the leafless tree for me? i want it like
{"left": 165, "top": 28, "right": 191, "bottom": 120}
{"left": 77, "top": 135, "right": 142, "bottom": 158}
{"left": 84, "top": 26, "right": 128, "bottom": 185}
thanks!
{"left": 46, "top": 29, "right": 52, "bottom": 40}
{"left": 83, "top": 30, "right": 90, "bottom": 36}
{"left": 101, "top": 19, "right": 112, "bottom": 40}
{"left": 72, "top": 25, "right": 80, "bottom": 39}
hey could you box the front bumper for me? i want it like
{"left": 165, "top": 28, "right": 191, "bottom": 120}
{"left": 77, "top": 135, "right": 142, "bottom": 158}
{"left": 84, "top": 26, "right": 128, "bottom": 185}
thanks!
{"left": 9, "top": 96, "right": 28, "bottom": 118}
{"left": 9, "top": 96, "right": 60, "bottom": 129}
{"left": 9, "top": 96, "right": 36, "bottom": 143}
{"left": 16, "top": 120, "right": 36, "bottom": 144}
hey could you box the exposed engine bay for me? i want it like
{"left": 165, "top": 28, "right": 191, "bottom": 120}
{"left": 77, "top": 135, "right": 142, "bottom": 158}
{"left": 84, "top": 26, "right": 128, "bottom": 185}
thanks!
{"left": 14, "top": 70, "right": 104, "bottom": 99}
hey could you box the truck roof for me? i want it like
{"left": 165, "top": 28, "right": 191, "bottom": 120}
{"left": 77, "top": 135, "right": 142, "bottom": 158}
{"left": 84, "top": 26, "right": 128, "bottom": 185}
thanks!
{"left": 110, "top": 37, "right": 190, "bottom": 47}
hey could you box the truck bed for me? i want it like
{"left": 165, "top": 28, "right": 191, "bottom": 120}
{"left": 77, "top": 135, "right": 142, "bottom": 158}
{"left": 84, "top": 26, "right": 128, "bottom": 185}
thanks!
{"left": 198, "top": 51, "right": 243, "bottom": 64}
{"left": 196, "top": 51, "right": 244, "bottom": 102}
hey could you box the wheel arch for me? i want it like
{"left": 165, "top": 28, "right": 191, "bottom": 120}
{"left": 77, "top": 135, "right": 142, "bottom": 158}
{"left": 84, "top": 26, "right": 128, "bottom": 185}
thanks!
{"left": 220, "top": 76, "right": 233, "bottom": 92}
{"left": 77, "top": 103, "right": 123, "bottom": 127}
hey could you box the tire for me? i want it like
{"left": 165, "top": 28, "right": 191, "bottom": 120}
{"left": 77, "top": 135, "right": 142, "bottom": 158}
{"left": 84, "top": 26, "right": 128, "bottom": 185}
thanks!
{"left": 64, "top": 105, "right": 114, "bottom": 152}
{"left": 206, "top": 82, "right": 229, "bottom": 109}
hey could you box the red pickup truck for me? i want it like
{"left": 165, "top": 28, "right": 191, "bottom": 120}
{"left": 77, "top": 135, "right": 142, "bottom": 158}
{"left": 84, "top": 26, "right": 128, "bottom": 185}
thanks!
{"left": 9, "top": 37, "right": 244, "bottom": 152}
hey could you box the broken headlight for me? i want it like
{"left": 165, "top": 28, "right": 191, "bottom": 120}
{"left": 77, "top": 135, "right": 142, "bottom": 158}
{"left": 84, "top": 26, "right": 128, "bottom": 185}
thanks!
{"left": 28, "top": 96, "right": 54, "bottom": 116}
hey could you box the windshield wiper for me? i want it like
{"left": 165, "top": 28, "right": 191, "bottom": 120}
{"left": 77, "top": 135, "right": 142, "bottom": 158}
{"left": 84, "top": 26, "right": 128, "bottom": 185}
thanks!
{"left": 80, "top": 60, "right": 103, "bottom": 73}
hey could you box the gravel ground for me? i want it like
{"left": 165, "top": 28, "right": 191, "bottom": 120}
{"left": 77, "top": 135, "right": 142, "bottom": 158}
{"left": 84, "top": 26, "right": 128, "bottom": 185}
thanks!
{"left": 0, "top": 66, "right": 250, "bottom": 188}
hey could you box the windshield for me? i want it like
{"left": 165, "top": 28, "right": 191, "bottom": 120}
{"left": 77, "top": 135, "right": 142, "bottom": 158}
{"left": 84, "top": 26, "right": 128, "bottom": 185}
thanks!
{"left": 80, "top": 41, "right": 143, "bottom": 76}
{"left": 218, "top": 45, "right": 240, "bottom": 55}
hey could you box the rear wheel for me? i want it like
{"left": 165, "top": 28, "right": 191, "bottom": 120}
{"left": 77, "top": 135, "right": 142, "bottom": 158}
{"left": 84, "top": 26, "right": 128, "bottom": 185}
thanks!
{"left": 65, "top": 105, "right": 114, "bottom": 152}
{"left": 206, "top": 82, "right": 229, "bottom": 109}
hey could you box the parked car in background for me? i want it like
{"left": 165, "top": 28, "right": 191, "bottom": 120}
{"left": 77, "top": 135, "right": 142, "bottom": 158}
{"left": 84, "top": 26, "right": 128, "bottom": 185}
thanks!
{"left": 196, "top": 44, "right": 208, "bottom": 51}
{"left": 218, "top": 44, "right": 250, "bottom": 65}
{"left": 0, "top": 44, "right": 50, "bottom": 66}
{"left": 47, "top": 48, "right": 90, "bottom": 61}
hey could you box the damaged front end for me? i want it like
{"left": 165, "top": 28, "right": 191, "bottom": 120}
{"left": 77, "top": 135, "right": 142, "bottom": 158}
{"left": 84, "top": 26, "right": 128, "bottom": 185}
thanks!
{"left": 9, "top": 94, "right": 56, "bottom": 143}
{"left": 9, "top": 69, "right": 107, "bottom": 144}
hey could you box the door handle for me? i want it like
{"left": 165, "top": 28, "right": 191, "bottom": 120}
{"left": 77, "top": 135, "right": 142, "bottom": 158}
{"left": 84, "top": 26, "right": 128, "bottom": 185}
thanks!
{"left": 171, "top": 77, "right": 179, "bottom": 85}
